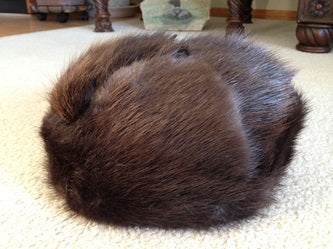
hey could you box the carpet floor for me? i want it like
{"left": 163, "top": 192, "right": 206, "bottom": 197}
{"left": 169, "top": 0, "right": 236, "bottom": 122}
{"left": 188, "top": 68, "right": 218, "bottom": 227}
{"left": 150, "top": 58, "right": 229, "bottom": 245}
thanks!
{"left": 0, "top": 17, "right": 332, "bottom": 249}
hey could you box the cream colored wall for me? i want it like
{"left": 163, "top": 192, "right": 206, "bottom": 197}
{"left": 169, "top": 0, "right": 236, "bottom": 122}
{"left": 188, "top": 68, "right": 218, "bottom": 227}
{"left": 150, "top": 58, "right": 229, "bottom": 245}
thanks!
{"left": 211, "top": 0, "right": 298, "bottom": 11}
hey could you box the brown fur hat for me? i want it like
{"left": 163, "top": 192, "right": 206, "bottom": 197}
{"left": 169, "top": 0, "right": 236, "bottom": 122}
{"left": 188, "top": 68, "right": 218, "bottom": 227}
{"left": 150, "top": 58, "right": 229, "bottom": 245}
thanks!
{"left": 40, "top": 33, "right": 306, "bottom": 229}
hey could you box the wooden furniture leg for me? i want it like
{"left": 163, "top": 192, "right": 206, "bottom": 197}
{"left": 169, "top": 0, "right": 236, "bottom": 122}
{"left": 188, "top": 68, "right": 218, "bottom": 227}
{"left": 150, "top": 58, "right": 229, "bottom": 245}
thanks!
{"left": 226, "top": 0, "right": 246, "bottom": 33}
{"left": 93, "top": 0, "right": 113, "bottom": 32}
{"left": 296, "top": 0, "right": 333, "bottom": 53}
{"left": 296, "top": 23, "right": 333, "bottom": 52}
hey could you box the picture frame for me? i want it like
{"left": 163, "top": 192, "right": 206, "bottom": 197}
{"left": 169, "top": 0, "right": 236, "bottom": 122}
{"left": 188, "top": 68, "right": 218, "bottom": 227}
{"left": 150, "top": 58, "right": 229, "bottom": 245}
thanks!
{"left": 140, "top": 0, "right": 210, "bottom": 31}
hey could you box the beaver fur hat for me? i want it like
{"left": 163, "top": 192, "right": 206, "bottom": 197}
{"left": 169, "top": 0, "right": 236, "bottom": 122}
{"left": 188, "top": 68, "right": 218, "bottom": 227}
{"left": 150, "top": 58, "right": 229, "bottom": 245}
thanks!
{"left": 40, "top": 33, "right": 306, "bottom": 229}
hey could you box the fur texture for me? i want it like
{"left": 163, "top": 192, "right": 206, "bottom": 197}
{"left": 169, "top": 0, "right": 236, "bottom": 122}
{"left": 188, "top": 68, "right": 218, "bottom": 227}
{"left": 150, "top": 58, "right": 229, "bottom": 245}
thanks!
{"left": 40, "top": 33, "right": 306, "bottom": 229}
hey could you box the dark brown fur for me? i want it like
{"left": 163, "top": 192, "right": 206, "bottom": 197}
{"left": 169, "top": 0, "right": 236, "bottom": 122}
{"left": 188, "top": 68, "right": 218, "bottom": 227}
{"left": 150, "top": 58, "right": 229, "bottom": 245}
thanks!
{"left": 40, "top": 33, "right": 306, "bottom": 229}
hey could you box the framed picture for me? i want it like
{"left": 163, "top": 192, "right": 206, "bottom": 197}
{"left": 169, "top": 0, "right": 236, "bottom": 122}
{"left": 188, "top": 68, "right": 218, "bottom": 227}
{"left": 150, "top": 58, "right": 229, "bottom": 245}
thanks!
{"left": 140, "top": 0, "right": 210, "bottom": 31}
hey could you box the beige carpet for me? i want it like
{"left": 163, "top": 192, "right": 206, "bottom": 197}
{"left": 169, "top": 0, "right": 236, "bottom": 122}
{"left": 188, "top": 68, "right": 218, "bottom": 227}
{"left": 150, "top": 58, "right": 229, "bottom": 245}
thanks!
{"left": 0, "top": 17, "right": 332, "bottom": 248}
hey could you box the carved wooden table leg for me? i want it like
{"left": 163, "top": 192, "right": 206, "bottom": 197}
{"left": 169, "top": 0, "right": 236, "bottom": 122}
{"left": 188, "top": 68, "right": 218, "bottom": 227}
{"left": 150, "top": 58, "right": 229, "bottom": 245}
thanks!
{"left": 93, "top": 0, "right": 113, "bottom": 32}
{"left": 296, "top": 23, "right": 333, "bottom": 52}
{"left": 226, "top": 0, "right": 246, "bottom": 34}
{"left": 296, "top": 0, "right": 333, "bottom": 53}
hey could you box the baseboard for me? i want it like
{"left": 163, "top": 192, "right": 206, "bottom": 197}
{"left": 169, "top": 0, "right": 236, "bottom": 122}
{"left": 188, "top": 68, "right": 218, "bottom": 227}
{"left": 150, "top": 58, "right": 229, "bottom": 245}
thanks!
{"left": 210, "top": 8, "right": 297, "bottom": 21}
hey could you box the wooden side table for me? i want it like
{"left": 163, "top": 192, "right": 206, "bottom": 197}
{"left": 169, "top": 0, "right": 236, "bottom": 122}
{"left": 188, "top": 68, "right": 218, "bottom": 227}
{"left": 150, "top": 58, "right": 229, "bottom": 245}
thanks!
{"left": 93, "top": 0, "right": 255, "bottom": 33}
{"left": 92, "top": 0, "right": 333, "bottom": 53}
{"left": 296, "top": 0, "right": 333, "bottom": 53}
